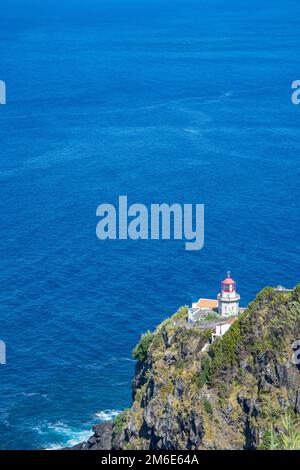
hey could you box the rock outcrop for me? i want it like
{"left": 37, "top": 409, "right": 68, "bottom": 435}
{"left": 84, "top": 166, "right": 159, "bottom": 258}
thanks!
{"left": 67, "top": 422, "right": 113, "bottom": 450}
{"left": 72, "top": 285, "right": 300, "bottom": 450}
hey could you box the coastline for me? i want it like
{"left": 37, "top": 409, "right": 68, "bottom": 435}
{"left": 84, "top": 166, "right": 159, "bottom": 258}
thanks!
{"left": 67, "top": 285, "right": 300, "bottom": 450}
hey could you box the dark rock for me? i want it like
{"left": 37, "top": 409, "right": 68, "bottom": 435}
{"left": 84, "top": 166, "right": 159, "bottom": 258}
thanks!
{"left": 174, "top": 378, "right": 184, "bottom": 399}
{"left": 295, "top": 389, "right": 300, "bottom": 414}
{"left": 164, "top": 350, "right": 177, "bottom": 365}
{"left": 69, "top": 285, "right": 300, "bottom": 451}
{"left": 70, "top": 422, "right": 113, "bottom": 450}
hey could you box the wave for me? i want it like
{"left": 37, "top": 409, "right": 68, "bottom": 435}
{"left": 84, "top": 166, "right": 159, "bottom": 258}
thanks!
{"left": 118, "top": 357, "right": 135, "bottom": 363}
{"left": 36, "top": 408, "right": 122, "bottom": 449}
{"left": 19, "top": 392, "right": 49, "bottom": 399}
{"left": 94, "top": 409, "right": 122, "bottom": 421}
{"left": 45, "top": 429, "right": 92, "bottom": 450}
{"left": 77, "top": 356, "right": 134, "bottom": 371}
{"left": 34, "top": 421, "right": 92, "bottom": 450}
{"left": 184, "top": 128, "right": 200, "bottom": 134}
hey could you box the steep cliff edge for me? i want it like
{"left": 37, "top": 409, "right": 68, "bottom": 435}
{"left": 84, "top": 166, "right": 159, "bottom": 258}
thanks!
{"left": 78, "top": 285, "right": 300, "bottom": 450}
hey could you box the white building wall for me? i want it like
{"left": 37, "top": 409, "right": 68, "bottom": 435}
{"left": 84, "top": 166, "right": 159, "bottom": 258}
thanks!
{"left": 188, "top": 308, "right": 194, "bottom": 323}
{"left": 212, "top": 322, "right": 232, "bottom": 342}
{"left": 219, "top": 301, "right": 239, "bottom": 316}
{"left": 221, "top": 291, "right": 237, "bottom": 300}
{"left": 216, "top": 323, "right": 231, "bottom": 336}
{"left": 220, "top": 301, "right": 239, "bottom": 316}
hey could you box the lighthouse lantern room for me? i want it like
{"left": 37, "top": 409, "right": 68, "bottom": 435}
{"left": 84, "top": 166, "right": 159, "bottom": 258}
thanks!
{"left": 217, "top": 271, "right": 240, "bottom": 317}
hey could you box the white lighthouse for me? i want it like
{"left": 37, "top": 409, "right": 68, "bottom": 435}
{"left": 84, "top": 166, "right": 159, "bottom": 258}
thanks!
{"left": 217, "top": 271, "right": 240, "bottom": 317}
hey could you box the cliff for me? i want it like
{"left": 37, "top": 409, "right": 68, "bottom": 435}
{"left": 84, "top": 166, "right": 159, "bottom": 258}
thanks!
{"left": 76, "top": 285, "right": 300, "bottom": 450}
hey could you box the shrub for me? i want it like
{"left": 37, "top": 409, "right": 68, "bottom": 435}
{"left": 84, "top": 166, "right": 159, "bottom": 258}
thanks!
{"left": 194, "top": 372, "right": 207, "bottom": 389}
{"left": 203, "top": 398, "right": 213, "bottom": 416}
{"left": 113, "top": 409, "right": 129, "bottom": 434}
{"left": 209, "top": 319, "right": 241, "bottom": 370}
{"left": 194, "top": 356, "right": 211, "bottom": 389}
{"left": 172, "top": 306, "right": 189, "bottom": 321}
{"left": 255, "top": 286, "right": 275, "bottom": 303}
{"left": 267, "top": 413, "right": 300, "bottom": 450}
{"left": 292, "top": 284, "right": 300, "bottom": 301}
{"left": 132, "top": 330, "right": 155, "bottom": 362}
{"left": 204, "top": 312, "right": 219, "bottom": 321}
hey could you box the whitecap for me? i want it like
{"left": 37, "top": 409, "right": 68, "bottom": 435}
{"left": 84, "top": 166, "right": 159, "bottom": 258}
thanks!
{"left": 36, "top": 421, "right": 92, "bottom": 450}
{"left": 117, "top": 357, "right": 135, "bottom": 363}
{"left": 184, "top": 128, "right": 200, "bottom": 134}
{"left": 94, "top": 409, "right": 122, "bottom": 421}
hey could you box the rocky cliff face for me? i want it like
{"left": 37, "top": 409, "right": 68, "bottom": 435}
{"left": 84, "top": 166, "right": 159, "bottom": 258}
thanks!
{"left": 76, "top": 285, "right": 300, "bottom": 450}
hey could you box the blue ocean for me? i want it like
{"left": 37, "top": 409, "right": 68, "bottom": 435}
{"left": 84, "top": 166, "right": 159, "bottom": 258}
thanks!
{"left": 0, "top": 0, "right": 299, "bottom": 449}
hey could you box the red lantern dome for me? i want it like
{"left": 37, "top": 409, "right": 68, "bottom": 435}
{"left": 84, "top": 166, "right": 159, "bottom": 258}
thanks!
{"left": 221, "top": 271, "right": 236, "bottom": 292}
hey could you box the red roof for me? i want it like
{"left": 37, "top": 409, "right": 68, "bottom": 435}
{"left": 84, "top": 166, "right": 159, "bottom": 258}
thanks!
{"left": 197, "top": 298, "right": 219, "bottom": 309}
{"left": 222, "top": 272, "right": 235, "bottom": 285}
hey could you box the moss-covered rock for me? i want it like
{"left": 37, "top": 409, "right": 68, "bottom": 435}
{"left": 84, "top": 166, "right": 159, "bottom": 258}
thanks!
{"left": 112, "top": 285, "right": 300, "bottom": 450}
{"left": 77, "top": 284, "right": 300, "bottom": 450}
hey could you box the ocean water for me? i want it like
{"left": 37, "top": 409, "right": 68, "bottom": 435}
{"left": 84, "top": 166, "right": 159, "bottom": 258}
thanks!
{"left": 0, "top": 0, "right": 299, "bottom": 449}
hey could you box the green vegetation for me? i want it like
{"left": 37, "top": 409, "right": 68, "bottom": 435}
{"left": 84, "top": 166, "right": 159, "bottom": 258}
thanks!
{"left": 292, "top": 283, "right": 300, "bottom": 298}
{"left": 113, "top": 409, "right": 129, "bottom": 434}
{"left": 260, "top": 413, "right": 300, "bottom": 450}
{"left": 122, "top": 287, "right": 300, "bottom": 450}
{"left": 193, "top": 356, "right": 211, "bottom": 389}
{"left": 203, "top": 399, "right": 213, "bottom": 416}
{"left": 208, "top": 319, "right": 242, "bottom": 378}
{"left": 255, "top": 286, "right": 275, "bottom": 302}
{"left": 250, "top": 337, "right": 273, "bottom": 355}
{"left": 207, "top": 284, "right": 300, "bottom": 387}
{"left": 270, "top": 413, "right": 300, "bottom": 450}
{"left": 172, "top": 306, "right": 188, "bottom": 321}
{"left": 204, "top": 311, "right": 219, "bottom": 321}
{"left": 132, "top": 330, "right": 155, "bottom": 362}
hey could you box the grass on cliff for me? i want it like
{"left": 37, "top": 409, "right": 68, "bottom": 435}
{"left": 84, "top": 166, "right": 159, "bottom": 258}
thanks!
{"left": 260, "top": 413, "right": 300, "bottom": 450}
{"left": 193, "top": 356, "right": 211, "bottom": 389}
{"left": 132, "top": 307, "right": 189, "bottom": 363}
{"left": 132, "top": 330, "right": 155, "bottom": 362}
{"left": 203, "top": 398, "right": 213, "bottom": 416}
{"left": 121, "top": 287, "right": 300, "bottom": 450}
{"left": 113, "top": 409, "right": 129, "bottom": 434}
{"left": 206, "top": 285, "right": 300, "bottom": 389}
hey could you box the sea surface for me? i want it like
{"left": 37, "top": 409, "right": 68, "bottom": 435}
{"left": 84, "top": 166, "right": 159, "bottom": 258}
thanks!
{"left": 0, "top": 0, "right": 299, "bottom": 449}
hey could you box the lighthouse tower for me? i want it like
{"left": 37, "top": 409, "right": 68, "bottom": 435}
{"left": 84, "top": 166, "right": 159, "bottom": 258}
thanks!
{"left": 217, "top": 272, "right": 240, "bottom": 317}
